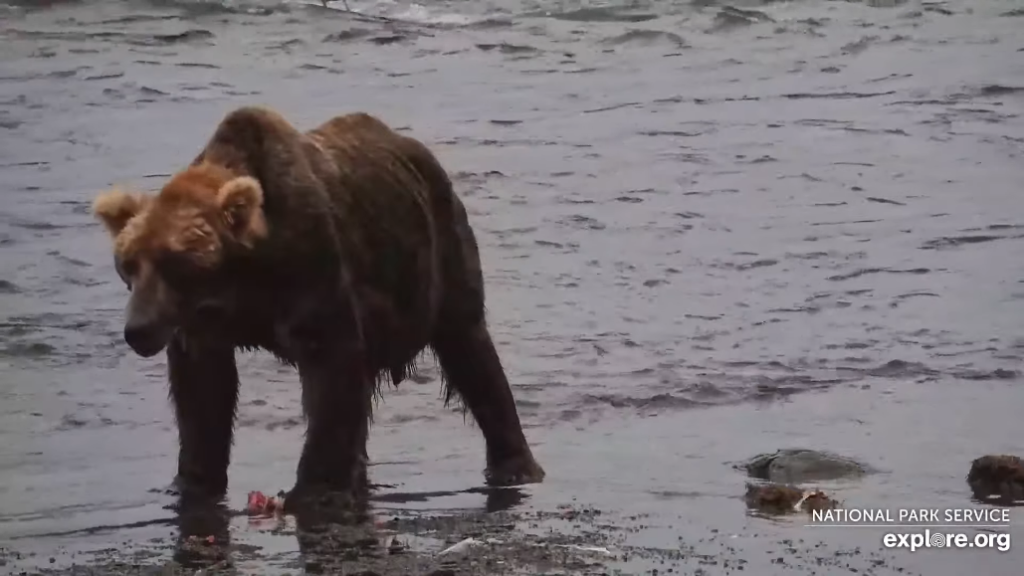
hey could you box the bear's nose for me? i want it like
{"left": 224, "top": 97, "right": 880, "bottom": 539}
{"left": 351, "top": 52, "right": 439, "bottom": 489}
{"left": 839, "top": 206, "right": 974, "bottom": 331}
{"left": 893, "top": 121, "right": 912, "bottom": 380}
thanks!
{"left": 124, "top": 322, "right": 168, "bottom": 358}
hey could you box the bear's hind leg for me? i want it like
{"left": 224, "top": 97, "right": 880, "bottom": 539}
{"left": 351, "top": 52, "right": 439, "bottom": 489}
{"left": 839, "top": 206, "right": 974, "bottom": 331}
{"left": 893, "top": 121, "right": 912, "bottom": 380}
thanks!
{"left": 168, "top": 337, "right": 240, "bottom": 501}
{"left": 431, "top": 321, "right": 545, "bottom": 486}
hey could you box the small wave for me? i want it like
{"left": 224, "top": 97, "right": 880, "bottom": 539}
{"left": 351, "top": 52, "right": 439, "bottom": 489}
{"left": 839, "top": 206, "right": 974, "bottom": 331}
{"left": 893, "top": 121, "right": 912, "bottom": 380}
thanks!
{"left": 102, "top": 83, "right": 178, "bottom": 104}
{"left": 920, "top": 234, "right": 1014, "bottom": 250}
{"left": 602, "top": 30, "right": 688, "bottom": 50}
{"left": 714, "top": 258, "right": 779, "bottom": 272}
{"left": 323, "top": 28, "right": 373, "bottom": 42}
{"left": 521, "top": 6, "right": 659, "bottom": 23}
{"left": 464, "top": 17, "right": 514, "bottom": 29}
{"left": 954, "top": 368, "right": 1020, "bottom": 381}
{"left": 782, "top": 90, "right": 896, "bottom": 100}
{"left": 96, "top": 14, "right": 182, "bottom": 24}
{"left": 977, "top": 84, "right": 1024, "bottom": 96}
{"left": 236, "top": 414, "right": 303, "bottom": 430}
{"left": 709, "top": 6, "right": 773, "bottom": 32}
{"left": 386, "top": 3, "right": 480, "bottom": 27}
{"left": 0, "top": 341, "right": 56, "bottom": 358}
{"left": 475, "top": 42, "right": 539, "bottom": 55}
{"left": 583, "top": 392, "right": 704, "bottom": 411}
{"left": 175, "top": 61, "right": 219, "bottom": 68}
{"left": 559, "top": 215, "right": 607, "bottom": 231}
{"left": 637, "top": 129, "right": 703, "bottom": 137}
{"left": 865, "top": 196, "right": 906, "bottom": 205}
{"left": 3, "top": 27, "right": 215, "bottom": 46}
{"left": 55, "top": 413, "right": 119, "bottom": 431}
{"left": 858, "top": 359, "right": 937, "bottom": 379}
{"left": 889, "top": 291, "right": 940, "bottom": 308}
{"left": 578, "top": 370, "right": 854, "bottom": 414}
{"left": 840, "top": 35, "right": 879, "bottom": 56}
{"left": 842, "top": 361, "right": 1017, "bottom": 383}
{"left": 826, "top": 267, "right": 930, "bottom": 282}
{"left": 145, "top": 0, "right": 285, "bottom": 17}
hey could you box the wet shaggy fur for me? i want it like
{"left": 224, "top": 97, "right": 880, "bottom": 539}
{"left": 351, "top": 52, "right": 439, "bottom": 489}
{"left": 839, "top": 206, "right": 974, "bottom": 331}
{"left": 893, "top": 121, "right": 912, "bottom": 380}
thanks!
{"left": 966, "top": 454, "right": 1024, "bottom": 504}
{"left": 93, "top": 106, "right": 545, "bottom": 508}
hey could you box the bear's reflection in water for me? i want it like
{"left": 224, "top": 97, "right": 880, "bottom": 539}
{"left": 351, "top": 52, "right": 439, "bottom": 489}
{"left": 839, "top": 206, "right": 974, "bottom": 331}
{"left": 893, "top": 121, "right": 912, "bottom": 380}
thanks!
{"left": 169, "top": 485, "right": 528, "bottom": 572}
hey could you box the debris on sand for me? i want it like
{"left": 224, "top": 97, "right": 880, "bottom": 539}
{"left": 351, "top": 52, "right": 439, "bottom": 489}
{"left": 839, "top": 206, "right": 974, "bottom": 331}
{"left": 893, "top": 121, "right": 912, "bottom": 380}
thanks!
{"left": 739, "top": 448, "right": 872, "bottom": 483}
{"left": 388, "top": 536, "right": 406, "bottom": 555}
{"left": 799, "top": 489, "right": 840, "bottom": 513}
{"left": 555, "top": 543, "right": 613, "bottom": 555}
{"left": 744, "top": 482, "right": 839, "bottom": 516}
{"left": 436, "top": 535, "right": 614, "bottom": 558}
{"left": 966, "top": 454, "right": 1024, "bottom": 505}
{"left": 437, "top": 537, "right": 485, "bottom": 556}
{"left": 246, "top": 490, "right": 286, "bottom": 517}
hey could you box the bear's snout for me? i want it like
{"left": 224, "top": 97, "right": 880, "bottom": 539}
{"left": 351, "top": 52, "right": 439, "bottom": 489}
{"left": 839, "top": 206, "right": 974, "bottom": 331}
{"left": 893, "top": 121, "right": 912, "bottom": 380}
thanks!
{"left": 124, "top": 319, "right": 171, "bottom": 358}
{"left": 121, "top": 270, "right": 177, "bottom": 358}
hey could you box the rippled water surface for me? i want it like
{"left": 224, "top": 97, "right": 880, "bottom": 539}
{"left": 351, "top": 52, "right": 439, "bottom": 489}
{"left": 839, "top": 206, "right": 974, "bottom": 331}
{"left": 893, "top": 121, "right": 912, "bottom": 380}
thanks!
{"left": 1, "top": 0, "right": 1023, "bottom": 574}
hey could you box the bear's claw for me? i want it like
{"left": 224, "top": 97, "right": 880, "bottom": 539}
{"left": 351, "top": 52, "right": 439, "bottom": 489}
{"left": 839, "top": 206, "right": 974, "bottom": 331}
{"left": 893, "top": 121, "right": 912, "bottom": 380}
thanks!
{"left": 169, "top": 474, "right": 228, "bottom": 503}
{"left": 485, "top": 453, "right": 546, "bottom": 487}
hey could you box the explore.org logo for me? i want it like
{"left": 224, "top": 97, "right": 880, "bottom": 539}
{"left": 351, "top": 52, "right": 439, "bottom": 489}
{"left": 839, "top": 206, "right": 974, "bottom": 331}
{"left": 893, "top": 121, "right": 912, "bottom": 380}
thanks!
{"left": 806, "top": 507, "right": 1013, "bottom": 553}
{"left": 882, "top": 529, "right": 1011, "bottom": 553}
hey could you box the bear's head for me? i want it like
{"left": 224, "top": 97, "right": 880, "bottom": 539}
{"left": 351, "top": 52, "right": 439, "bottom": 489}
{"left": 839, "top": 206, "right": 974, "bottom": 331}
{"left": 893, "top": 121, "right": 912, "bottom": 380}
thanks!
{"left": 93, "top": 164, "right": 268, "bottom": 357}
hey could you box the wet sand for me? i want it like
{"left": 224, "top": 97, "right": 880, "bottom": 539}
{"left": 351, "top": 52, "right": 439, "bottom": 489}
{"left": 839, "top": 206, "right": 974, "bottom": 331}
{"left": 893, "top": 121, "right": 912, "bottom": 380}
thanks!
{"left": 1, "top": 0, "right": 1023, "bottom": 574}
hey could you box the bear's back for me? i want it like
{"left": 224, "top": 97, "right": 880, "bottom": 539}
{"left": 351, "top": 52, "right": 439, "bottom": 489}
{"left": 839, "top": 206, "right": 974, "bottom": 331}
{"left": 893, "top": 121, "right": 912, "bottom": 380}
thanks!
{"left": 303, "top": 113, "right": 449, "bottom": 359}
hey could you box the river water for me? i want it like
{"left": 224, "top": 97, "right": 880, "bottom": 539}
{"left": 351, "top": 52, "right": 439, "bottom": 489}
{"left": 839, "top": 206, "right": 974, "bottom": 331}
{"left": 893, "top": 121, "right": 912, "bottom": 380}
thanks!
{"left": 1, "top": 0, "right": 1023, "bottom": 574}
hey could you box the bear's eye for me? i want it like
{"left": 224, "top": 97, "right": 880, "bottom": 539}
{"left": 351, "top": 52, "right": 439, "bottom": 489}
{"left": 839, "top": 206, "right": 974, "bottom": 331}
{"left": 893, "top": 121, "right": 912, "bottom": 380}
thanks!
{"left": 155, "top": 251, "right": 202, "bottom": 288}
{"left": 115, "top": 256, "right": 139, "bottom": 289}
{"left": 121, "top": 258, "right": 139, "bottom": 277}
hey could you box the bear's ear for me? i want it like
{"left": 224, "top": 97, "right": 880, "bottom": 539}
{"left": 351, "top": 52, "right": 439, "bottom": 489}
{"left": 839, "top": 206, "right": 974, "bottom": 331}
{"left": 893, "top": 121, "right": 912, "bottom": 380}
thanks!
{"left": 216, "top": 176, "right": 267, "bottom": 248}
{"left": 93, "top": 189, "right": 150, "bottom": 238}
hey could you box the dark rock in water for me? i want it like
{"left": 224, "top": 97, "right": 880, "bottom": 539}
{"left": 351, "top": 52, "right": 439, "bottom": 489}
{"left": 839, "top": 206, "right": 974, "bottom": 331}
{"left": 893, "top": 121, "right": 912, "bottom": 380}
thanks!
{"left": 966, "top": 454, "right": 1024, "bottom": 505}
{"left": 744, "top": 482, "right": 839, "bottom": 516}
{"left": 740, "top": 449, "right": 871, "bottom": 483}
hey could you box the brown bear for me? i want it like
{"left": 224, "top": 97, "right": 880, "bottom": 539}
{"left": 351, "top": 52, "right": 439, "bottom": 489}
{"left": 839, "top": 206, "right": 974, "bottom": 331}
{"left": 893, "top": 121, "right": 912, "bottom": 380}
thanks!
{"left": 92, "top": 106, "right": 545, "bottom": 509}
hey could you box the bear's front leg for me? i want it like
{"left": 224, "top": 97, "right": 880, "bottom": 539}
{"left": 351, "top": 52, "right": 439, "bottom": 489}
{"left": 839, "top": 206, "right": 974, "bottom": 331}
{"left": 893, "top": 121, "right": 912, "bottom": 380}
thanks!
{"left": 280, "top": 297, "right": 373, "bottom": 512}
{"left": 167, "top": 336, "right": 240, "bottom": 501}
{"left": 289, "top": 350, "right": 373, "bottom": 511}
